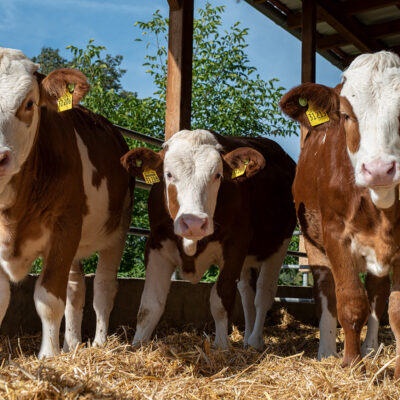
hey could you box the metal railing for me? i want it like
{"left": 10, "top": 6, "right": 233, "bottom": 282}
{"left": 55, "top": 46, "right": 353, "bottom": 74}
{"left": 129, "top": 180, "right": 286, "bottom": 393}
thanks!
{"left": 117, "top": 124, "right": 313, "bottom": 303}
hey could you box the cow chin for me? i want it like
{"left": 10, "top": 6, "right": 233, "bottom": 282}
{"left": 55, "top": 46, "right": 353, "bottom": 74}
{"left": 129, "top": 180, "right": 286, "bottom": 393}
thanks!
{"left": 368, "top": 186, "right": 397, "bottom": 209}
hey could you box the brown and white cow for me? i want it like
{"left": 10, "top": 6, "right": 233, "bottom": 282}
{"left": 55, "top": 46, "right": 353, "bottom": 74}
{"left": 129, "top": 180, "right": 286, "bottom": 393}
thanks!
{"left": 121, "top": 129, "right": 296, "bottom": 350}
{"left": 0, "top": 48, "right": 133, "bottom": 358}
{"left": 280, "top": 51, "right": 400, "bottom": 375}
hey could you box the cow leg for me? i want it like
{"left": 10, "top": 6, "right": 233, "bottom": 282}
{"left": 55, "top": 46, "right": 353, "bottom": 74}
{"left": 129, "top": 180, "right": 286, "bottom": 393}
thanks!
{"left": 247, "top": 238, "right": 290, "bottom": 351}
{"left": 362, "top": 273, "right": 390, "bottom": 357}
{"left": 312, "top": 266, "right": 338, "bottom": 359}
{"left": 389, "top": 265, "right": 400, "bottom": 378}
{"left": 92, "top": 239, "right": 125, "bottom": 347}
{"left": 325, "top": 235, "right": 369, "bottom": 368}
{"left": 237, "top": 266, "right": 256, "bottom": 347}
{"left": 132, "top": 245, "right": 176, "bottom": 346}
{"left": 0, "top": 268, "right": 10, "bottom": 326}
{"left": 63, "top": 260, "right": 85, "bottom": 352}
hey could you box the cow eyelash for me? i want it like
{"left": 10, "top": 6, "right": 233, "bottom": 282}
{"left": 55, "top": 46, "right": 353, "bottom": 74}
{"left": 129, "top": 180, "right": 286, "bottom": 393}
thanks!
{"left": 340, "top": 112, "right": 353, "bottom": 121}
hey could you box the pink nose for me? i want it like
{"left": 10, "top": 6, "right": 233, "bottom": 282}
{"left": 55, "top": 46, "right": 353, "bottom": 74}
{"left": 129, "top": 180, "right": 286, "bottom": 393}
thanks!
{"left": 179, "top": 215, "right": 209, "bottom": 237}
{"left": 0, "top": 151, "right": 11, "bottom": 175}
{"left": 361, "top": 159, "right": 396, "bottom": 187}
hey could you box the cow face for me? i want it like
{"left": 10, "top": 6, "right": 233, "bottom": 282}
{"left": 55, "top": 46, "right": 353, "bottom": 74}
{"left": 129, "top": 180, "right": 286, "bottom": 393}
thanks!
{"left": 0, "top": 47, "right": 89, "bottom": 195}
{"left": 280, "top": 51, "right": 400, "bottom": 209}
{"left": 121, "top": 129, "right": 265, "bottom": 255}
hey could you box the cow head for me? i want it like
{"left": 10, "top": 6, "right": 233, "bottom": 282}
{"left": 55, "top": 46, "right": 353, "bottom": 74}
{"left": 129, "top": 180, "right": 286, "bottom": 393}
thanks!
{"left": 121, "top": 129, "right": 265, "bottom": 255}
{"left": 0, "top": 47, "right": 89, "bottom": 195}
{"left": 280, "top": 51, "right": 400, "bottom": 209}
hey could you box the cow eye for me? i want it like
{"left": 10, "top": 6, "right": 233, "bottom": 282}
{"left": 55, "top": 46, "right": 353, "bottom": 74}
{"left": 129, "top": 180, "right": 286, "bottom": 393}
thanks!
{"left": 166, "top": 172, "right": 172, "bottom": 179}
{"left": 25, "top": 100, "right": 34, "bottom": 110}
{"left": 215, "top": 172, "right": 222, "bottom": 180}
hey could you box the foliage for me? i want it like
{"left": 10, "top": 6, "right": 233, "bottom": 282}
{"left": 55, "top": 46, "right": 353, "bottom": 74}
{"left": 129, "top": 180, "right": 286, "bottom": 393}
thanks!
{"left": 31, "top": 3, "right": 300, "bottom": 284}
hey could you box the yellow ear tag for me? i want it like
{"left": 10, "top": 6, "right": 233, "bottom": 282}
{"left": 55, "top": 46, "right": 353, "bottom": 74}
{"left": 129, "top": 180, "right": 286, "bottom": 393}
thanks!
{"left": 142, "top": 169, "right": 160, "bottom": 184}
{"left": 306, "top": 106, "right": 330, "bottom": 126}
{"left": 231, "top": 160, "right": 249, "bottom": 179}
{"left": 57, "top": 91, "right": 73, "bottom": 112}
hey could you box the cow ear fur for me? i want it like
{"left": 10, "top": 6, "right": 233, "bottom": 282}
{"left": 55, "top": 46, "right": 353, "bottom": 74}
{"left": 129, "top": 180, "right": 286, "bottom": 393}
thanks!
{"left": 279, "top": 82, "right": 340, "bottom": 130}
{"left": 38, "top": 68, "right": 90, "bottom": 111}
{"left": 223, "top": 147, "right": 266, "bottom": 182}
{"left": 121, "top": 148, "right": 164, "bottom": 179}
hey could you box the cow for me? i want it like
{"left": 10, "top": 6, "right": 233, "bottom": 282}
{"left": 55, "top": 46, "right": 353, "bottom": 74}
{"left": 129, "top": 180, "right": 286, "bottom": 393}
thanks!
{"left": 280, "top": 51, "right": 400, "bottom": 376}
{"left": 121, "top": 129, "right": 296, "bottom": 350}
{"left": 0, "top": 48, "right": 134, "bottom": 358}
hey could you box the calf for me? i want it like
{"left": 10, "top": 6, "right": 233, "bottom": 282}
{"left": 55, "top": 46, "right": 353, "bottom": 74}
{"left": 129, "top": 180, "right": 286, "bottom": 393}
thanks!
{"left": 280, "top": 51, "right": 400, "bottom": 375}
{"left": 121, "top": 129, "right": 296, "bottom": 349}
{"left": 0, "top": 48, "right": 133, "bottom": 358}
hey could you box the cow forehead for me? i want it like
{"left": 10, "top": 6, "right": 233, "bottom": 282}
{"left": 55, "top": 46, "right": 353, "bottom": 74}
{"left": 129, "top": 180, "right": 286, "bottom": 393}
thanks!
{"left": 0, "top": 48, "right": 38, "bottom": 113}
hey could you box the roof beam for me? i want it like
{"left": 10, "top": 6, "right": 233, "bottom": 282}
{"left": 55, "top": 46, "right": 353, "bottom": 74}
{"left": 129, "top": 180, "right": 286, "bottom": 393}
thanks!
{"left": 315, "top": 0, "right": 384, "bottom": 53}
{"left": 318, "top": 18, "right": 400, "bottom": 51}
{"left": 287, "top": 0, "right": 400, "bottom": 29}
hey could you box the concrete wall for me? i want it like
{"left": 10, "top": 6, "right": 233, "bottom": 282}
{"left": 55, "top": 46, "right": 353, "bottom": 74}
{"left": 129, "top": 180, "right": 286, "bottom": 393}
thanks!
{"left": 1, "top": 275, "right": 318, "bottom": 337}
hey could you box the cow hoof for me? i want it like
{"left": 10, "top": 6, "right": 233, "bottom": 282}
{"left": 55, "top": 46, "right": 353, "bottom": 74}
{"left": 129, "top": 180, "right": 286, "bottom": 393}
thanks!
{"left": 38, "top": 349, "right": 60, "bottom": 360}
{"left": 62, "top": 340, "right": 81, "bottom": 353}
{"left": 247, "top": 335, "right": 264, "bottom": 352}
{"left": 317, "top": 350, "right": 339, "bottom": 360}
{"left": 213, "top": 337, "right": 229, "bottom": 350}
{"left": 361, "top": 342, "right": 378, "bottom": 358}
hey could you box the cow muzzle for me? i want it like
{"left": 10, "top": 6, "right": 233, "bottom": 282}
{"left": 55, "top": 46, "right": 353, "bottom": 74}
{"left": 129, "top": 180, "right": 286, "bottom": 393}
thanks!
{"left": 175, "top": 213, "right": 211, "bottom": 240}
{"left": 360, "top": 159, "right": 398, "bottom": 188}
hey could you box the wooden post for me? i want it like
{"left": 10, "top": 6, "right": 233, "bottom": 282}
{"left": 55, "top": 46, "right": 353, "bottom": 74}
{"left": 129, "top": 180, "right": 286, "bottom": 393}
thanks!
{"left": 165, "top": 0, "right": 194, "bottom": 141}
{"left": 300, "top": 0, "right": 316, "bottom": 149}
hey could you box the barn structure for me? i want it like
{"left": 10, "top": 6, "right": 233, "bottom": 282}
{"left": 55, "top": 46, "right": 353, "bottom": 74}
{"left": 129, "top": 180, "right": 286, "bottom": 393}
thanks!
{"left": 4, "top": 0, "right": 400, "bottom": 335}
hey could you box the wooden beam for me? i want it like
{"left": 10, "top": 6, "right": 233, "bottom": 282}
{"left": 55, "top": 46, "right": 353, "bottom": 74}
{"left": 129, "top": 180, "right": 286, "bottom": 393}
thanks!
{"left": 302, "top": 0, "right": 316, "bottom": 84}
{"left": 318, "top": 18, "right": 400, "bottom": 51}
{"left": 167, "top": 0, "right": 182, "bottom": 11}
{"left": 165, "top": 0, "right": 194, "bottom": 141}
{"left": 316, "top": 0, "right": 383, "bottom": 53}
{"left": 254, "top": 0, "right": 292, "bottom": 15}
{"left": 288, "top": 0, "right": 400, "bottom": 29}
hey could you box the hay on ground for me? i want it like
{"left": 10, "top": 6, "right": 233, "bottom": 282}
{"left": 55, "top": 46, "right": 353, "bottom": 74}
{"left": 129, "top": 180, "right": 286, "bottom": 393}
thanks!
{"left": 0, "top": 309, "right": 399, "bottom": 399}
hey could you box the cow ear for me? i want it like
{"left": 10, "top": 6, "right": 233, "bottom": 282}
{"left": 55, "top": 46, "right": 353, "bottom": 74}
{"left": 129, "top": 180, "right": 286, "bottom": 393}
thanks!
{"left": 121, "top": 148, "right": 164, "bottom": 179}
{"left": 279, "top": 82, "right": 340, "bottom": 129}
{"left": 223, "top": 147, "right": 266, "bottom": 181}
{"left": 39, "top": 68, "right": 90, "bottom": 111}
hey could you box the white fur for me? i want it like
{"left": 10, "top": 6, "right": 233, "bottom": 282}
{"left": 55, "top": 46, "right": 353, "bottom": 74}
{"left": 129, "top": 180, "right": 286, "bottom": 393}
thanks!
{"left": 34, "top": 280, "right": 65, "bottom": 359}
{"left": 210, "top": 283, "right": 229, "bottom": 349}
{"left": 342, "top": 51, "right": 400, "bottom": 207}
{"left": 132, "top": 239, "right": 178, "bottom": 345}
{"left": 351, "top": 238, "right": 390, "bottom": 277}
{"left": 362, "top": 298, "right": 380, "bottom": 356}
{"left": 163, "top": 130, "right": 224, "bottom": 246}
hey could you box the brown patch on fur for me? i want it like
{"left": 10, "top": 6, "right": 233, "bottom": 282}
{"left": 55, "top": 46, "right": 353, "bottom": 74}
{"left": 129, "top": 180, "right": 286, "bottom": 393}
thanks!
{"left": 167, "top": 183, "right": 179, "bottom": 220}
{"left": 340, "top": 96, "right": 360, "bottom": 154}
{"left": 15, "top": 89, "right": 37, "bottom": 126}
{"left": 137, "top": 308, "right": 149, "bottom": 324}
{"left": 39, "top": 69, "right": 90, "bottom": 111}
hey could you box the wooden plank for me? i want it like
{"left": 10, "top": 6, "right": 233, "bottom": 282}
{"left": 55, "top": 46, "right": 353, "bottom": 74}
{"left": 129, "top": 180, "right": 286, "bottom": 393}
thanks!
{"left": 318, "top": 18, "right": 400, "bottom": 51}
{"left": 167, "top": 0, "right": 182, "bottom": 11}
{"left": 255, "top": 0, "right": 292, "bottom": 15}
{"left": 287, "top": 0, "right": 400, "bottom": 30}
{"left": 165, "top": 0, "right": 194, "bottom": 141}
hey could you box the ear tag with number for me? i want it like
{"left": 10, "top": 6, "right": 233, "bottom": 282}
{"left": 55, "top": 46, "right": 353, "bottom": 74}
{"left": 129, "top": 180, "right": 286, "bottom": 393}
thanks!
{"left": 57, "top": 91, "right": 73, "bottom": 112}
{"left": 232, "top": 160, "right": 249, "bottom": 179}
{"left": 306, "top": 106, "right": 330, "bottom": 126}
{"left": 143, "top": 169, "right": 160, "bottom": 184}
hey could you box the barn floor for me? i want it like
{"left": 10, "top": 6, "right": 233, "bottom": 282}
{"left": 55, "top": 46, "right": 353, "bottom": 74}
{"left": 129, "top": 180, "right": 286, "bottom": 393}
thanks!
{"left": 0, "top": 310, "right": 399, "bottom": 399}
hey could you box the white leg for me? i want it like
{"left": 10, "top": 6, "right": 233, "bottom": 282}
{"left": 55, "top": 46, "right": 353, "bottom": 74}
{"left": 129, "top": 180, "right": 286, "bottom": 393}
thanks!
{"left": 63, "top": 260, "right": 85, "bottom": 352}
{"left": 362, "top": 298, "right": 379, "bottom": 356}
{"left": 248, "top": 239, "right": 289, "bottom": 351}
{"left": 210, "top": 283, "right": 229, "bottom": 349}
{"left": 34, "top": 278, "right": 65, "bottom": 359}
{"left": 93, "top": 239, "right": 125, "bottom": 347}
{"left": 132, "top": 246, "right": 176, "bottom": 345}
{"left": 317, "top": 292, "right": 338, "bottom": 359}
{"left": 0, "top": 268, "right": 10, "bottom": 326}
{"left": 237, "top": 266, "right": 256, "bottom": 347}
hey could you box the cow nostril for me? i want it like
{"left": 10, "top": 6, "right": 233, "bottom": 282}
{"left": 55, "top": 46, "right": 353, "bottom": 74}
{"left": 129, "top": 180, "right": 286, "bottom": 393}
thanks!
{"left": 0, "top": 152, "right": 10, "bottom": 167}
{"left": 387, "top": 162, "right": 396, "bottom": 175}
{"left": 362, "top": 163, "right": 371, "bottom": 175}
{"left": 201, "top": 219, "right": 208, "bottom": 231}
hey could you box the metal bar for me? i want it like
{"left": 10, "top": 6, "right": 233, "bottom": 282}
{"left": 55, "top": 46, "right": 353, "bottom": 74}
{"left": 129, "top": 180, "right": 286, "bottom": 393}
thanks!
{"left": 115, "top": 124, "right": 164, "bottom": 147}
{"left": 286, "top": 250, "right": 307, "bottom": 258}
{"left": 275, "top": 297, "right": 314, "bottom": 304}
{"left": 128, "top": 227, "right": 150, "bottom": 237}
{"left": 135, "top": 180, "right": 152, "bottom": 191}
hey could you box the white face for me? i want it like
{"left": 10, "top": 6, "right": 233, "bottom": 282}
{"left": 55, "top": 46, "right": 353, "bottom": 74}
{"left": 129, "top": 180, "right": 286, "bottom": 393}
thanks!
{"left": 0, "top": 48, "right": 40, "bottom": 191}
{"left": 163, "top": 130, "right": 224, "bottom": 242}
{"left": 341, "top": 51, "right": 400, "bottom": 208}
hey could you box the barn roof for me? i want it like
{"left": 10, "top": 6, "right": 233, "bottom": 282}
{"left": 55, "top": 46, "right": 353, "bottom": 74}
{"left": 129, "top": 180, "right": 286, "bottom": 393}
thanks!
{"left": 245, "top": 0, "right": 400, "bottom": 70}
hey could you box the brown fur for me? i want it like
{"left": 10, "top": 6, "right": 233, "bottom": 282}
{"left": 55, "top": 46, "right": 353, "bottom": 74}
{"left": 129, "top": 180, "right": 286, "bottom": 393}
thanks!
{"left": 167, "top": 184, "right": 179, "bottom": 220}
{"left": 281, "top": 82, "right": 400, "bottom": 372}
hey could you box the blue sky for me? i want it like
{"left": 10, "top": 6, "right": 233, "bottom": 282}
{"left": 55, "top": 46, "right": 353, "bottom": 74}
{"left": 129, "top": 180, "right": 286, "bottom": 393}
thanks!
{"left": 1, "top": 0, "right": 342, "bottom": 160}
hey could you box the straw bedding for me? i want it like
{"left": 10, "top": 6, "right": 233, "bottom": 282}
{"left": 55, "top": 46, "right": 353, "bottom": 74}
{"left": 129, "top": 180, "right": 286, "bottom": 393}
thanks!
{"left": 0, "top": 309, "right": 399, "bottom": 399}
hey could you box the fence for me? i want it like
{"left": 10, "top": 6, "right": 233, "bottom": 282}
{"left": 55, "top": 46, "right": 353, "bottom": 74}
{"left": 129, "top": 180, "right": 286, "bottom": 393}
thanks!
{"left": 116, "top": 125, "right": 314, "bottom": 306}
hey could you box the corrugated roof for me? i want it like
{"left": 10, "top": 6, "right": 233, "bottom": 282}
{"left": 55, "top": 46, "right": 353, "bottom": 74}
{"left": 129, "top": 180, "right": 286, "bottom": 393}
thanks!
{"left": 246, "top": 0, "right": 400, "bottom": 70}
